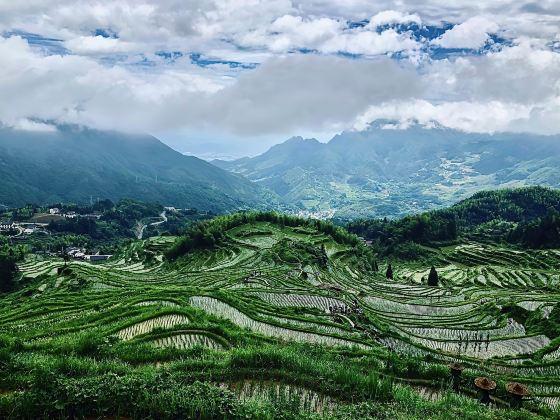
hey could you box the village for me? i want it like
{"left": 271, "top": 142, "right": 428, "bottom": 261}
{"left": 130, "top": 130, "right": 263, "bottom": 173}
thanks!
{"left": 0, "top": 206, "right": 101, "bottom": 236}
{"left": 0, "top": 201, "right": 207, "bottom": 266}
{"left": 0, "top": 206, "right": 111, "bottom": 262}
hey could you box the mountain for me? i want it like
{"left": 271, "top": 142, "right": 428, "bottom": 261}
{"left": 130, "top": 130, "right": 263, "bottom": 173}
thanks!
{"left": 0, "top": 126, "right": 277, "bottom": 212}
{"left": 214, "top": 126, "right": 560, "bottom": 219}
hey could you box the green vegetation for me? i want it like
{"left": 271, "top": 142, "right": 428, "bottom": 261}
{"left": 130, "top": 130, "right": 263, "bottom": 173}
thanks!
{"left": 348, "top": 187, "right": 560, "bottom": 259}
{"left": 215, "top": 128, "right": 560, "bottom": 219}
{"left": 1, "top": 194, "right": 559, "bottom": 418}
{"left": 0, "top": 238, "right": 26, "bottom": 292}
{"left": 427, "top": 266, "right": 438, "bottom": 287}
{"left": 0, "top": 126, "right": 278, "bottom": 212}
{"left": 166, "top": 211, "right": 361, "bottom": 261}
{"left": 1, "top": 199, "right": 212, "bottom": 256}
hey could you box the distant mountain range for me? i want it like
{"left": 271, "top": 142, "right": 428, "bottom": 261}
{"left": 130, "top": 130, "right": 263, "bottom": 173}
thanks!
{"left": 214, "top": 126, "right": 560, "bottom": 219}
{"left": 0, "top": 126, "right": 277, "bottom": 212}
{"left": 3, "top": 125, "right": 559, "bottom": 219}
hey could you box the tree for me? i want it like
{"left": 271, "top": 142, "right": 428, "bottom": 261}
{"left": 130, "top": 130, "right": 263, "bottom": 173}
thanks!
{"left": 319, "top": 244, "right": 328, "bottom": 266}
{"left": 0, "top": 254, "right": 17, "bottom": 291}
{"left": 428, "top": 266, "right": 439, "bottom": 286}
{"left": 386, "top": 263, "right": 393, "bottom": 280}
{"left": 0, "top": 249, "right": 18, "bottom": 292}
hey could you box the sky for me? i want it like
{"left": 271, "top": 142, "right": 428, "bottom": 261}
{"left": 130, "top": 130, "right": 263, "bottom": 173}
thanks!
{"left": 0, "top": 0, "right": 559, "bottom": 158}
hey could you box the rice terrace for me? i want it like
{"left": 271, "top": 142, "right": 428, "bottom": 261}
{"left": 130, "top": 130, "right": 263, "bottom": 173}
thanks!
{"left": 1, "top": 203, "right": 560, "bottom": 419}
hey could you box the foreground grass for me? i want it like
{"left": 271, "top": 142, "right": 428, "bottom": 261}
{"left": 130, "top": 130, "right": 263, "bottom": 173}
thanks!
{"left": 0, "top": 338, "right": 548, "bottom": 419}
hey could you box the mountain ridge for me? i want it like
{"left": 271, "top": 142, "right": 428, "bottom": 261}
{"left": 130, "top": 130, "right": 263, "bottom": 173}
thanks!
{"left": 0, "top": 126, "right": 278, "bottom": 212}
{"left": 214, "top": 127, "right": 560, "bottom": 219}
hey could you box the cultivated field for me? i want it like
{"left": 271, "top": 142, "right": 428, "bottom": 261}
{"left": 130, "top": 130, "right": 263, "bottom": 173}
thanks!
{"left": 1, "top": 223, "right": 558, "bottom": 418}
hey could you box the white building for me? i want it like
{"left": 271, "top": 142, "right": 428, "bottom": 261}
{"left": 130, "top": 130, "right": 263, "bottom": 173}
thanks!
{"left": 0, "top": 222, "right": 15, "bottom": 231}
{"left": 64, "top": 212, "right": 78, "bottom": 219}
{"left": 49, "top": 208, "right": 60, "bottom": 215}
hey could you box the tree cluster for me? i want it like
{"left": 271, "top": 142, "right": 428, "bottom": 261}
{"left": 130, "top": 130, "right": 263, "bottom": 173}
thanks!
{"left": 509, "top": 208, "right": 560, "bottom": 248}
{"left": 0, "top": 238, "right": 26, "bottom": 292}
{"left": 166, "top": 211, "right": 361, "bottom": 261}
{"left": 347, "top": 186, "right": 560, "bottom": 257}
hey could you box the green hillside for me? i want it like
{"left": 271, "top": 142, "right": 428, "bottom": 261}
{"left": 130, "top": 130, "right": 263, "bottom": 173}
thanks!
{"left": 1, "top": 210, "right": 559, "bottom": 418}
{"left": 348, "top": 186, "right": 560, "bottom": 257}
{"left": 215, "top": 127, "right": 560, "bottom": 219}
{"left": 0, "top": 126, "right": 278, "bottom": 212}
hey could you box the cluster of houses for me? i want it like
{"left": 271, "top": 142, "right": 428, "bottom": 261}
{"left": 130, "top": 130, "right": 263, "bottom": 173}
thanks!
{"left": 49, "top": 208, "right": 102, "bottom": 220}
{"left": 0, "top": 222, "right": 44, "bottom": 236}
{"left": 66, "top": 247, "right": 112, "bottom": 262}
{"left": 0, "top": 222, "right": 15, "bottom": 231}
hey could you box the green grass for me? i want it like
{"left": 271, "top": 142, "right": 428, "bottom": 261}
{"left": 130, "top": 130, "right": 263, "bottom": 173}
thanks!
{"left": 0, "top": 219, "right": 558, "bottom": 418}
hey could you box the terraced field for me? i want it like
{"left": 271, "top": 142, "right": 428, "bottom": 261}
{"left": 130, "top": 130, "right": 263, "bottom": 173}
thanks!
{"left": 1, "top": 225, "right": 559, "bottom": 418}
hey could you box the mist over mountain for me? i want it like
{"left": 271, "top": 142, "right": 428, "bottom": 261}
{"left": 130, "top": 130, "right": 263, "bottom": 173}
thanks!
{"left": 214, "top": 126, "right": 560, "bottom": 219}
{"left": 0, "top": 126, "right": 278, "bottom": 212}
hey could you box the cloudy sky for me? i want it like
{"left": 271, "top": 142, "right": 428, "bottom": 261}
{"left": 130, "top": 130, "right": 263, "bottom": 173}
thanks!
{"left": 1, "top": 1, "right": 559, "bottom": 157}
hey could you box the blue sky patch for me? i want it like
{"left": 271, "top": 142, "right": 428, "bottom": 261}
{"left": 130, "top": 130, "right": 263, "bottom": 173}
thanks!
{"left": 155, "top": 51, "right": 184, "bottom": 63}
{"left": 93, "top": 28, "right": 118, "bottom": 39}
{"left": 190, "top": 53, "right": 257, "bottom": 69}
{"left": 3, "top": 30, "right": 68, "bottom": 55}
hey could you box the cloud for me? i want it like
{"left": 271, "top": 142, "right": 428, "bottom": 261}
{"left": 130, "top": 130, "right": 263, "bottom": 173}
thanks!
{"left": 425, "top": 41, "right": 560, "bottom": 104}
{"left": 0, "top": 35, "right": 222, "bottom": 132}
{"left": 432, "top": 17, "right": 499, "bottom": 49}
{"left": 353, "top": 40, "right": 560, "bottom": 134}
{"left": 353, "top": 100, "right": 534, "bottom": 133}
{"left": 237, "top": 14, "right": 421, "bottom": 56}
{"left": 65, "top": 36, "right": 139, "bottom": 55}
{"left": 10, "top": 119, "right": 58, "bottom": 132}
{"left": 320, "top": 29, "right": 419, "bottom": 56}
{"left": 238, "top": 15, "right": 343, "bottom": 53}
{"left": 202, "top": 54, "right": 422, "bottom": 135}
{"left": 367, "top": 10, "right": 422, "bottom": 28}
{"left": 0, "top": 1, "right": 559, "bottom": 142}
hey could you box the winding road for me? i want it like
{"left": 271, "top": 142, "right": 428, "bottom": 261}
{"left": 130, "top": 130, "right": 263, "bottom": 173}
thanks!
{"left": 137, "top": 211, "right": 167, "bottom": 239}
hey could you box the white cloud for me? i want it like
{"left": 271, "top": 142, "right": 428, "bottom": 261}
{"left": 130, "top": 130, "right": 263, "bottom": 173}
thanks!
{"left": 202, "top": 54, "right": 421, "bottom": 135}
{"left": 0, "top": 35, "right": 222, "bottom": 133}
{"left": 0, "top": 1, "right": 559, "bottom": 142}
{"left": 10, "top": 119, "right": 57, "bottom": 132}
{"left": 238, "top": 15, "right": 343, "bottom": 52}
{"left": 65, "top": 36, "right": 139, "bottom": 55}
{"left": 353, "top": 100, "right": 534, "bottom": 133}
{"left": 425, "top": 41, "right": 560, "bottom": 104}
{"left": 237, "top": 14, "right": 421, "bottom": 56}
{"left": 367, "top": 10, "right": 421, "bottom": 28}
{"left": 432, "top": 17, "right": 499, "bottom": 49}
{"left": 320, "top": 28, "right": 419, "bottom": 55}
